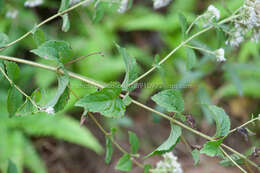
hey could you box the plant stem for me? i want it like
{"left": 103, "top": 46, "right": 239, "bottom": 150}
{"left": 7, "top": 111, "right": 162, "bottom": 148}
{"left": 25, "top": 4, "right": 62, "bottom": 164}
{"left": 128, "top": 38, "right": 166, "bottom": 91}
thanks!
{"left": 65, "top": 52, "right": 103, "bottom": 66}
{"left": 127, "top": 14, "right": 240, "bottom": 87}
{"left": 0, "top": 0, "right": 92, "bottom": 51}
{"left": 220, "top": 147, "right": 247, "bottom": 173}
{"left": 0, "top": 55, "right": 258, "bottom": 169}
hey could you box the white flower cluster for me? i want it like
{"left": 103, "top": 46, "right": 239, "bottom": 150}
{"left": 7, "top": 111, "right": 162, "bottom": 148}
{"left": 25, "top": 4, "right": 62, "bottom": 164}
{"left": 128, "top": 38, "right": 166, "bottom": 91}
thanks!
{"left": 201, "top": 5, "right": 221, "bottom": 27}
{"left": 154, "top": 152, "right": 183, "bottom": 173}
{"left": 214, "top": 48, "right": 226, "bottom": 62}
{"left": 226, "top": 0, "right": 260, "bottom": 46}
{"left": 5, "top": 9, "right": 18, "bottom": 19}
{"left": 118, "top": 0, "right": 129, "bottom": 13}
{"left": 153, "top": 0, "right": 172, "bottom": 9}
{"left": 40, "top": 107, "right": 55, "bottom": 115}
{"left": 24, "top": 0, "right": 44, "bottom": 8}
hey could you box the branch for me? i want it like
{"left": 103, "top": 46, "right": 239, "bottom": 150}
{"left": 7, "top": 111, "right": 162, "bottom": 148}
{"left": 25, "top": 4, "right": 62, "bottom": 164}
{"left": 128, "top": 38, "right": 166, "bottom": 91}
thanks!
{"left": 0, "top": 55, "right": 258, "bottom": 169}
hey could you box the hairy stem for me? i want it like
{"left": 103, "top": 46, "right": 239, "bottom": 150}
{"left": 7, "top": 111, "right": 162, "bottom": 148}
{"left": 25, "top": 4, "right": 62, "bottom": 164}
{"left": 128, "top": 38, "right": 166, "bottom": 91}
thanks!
{"left": 0, "top": 55, "right": 257, "bottom": 169}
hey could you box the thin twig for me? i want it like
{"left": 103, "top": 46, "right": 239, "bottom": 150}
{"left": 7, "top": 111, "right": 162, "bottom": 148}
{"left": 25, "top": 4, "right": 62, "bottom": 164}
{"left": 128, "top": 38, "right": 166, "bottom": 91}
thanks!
{"left": 65, "top": 52, "right": 103, "bottom": 66}
{"left": 220, "top": 147, "right": 247, "bottom": 173}
{"left": 0, "top": 55, "right": 257, "bottom": 169}
{"left": 229, "top": 116, "right": 260, "bottom": 135}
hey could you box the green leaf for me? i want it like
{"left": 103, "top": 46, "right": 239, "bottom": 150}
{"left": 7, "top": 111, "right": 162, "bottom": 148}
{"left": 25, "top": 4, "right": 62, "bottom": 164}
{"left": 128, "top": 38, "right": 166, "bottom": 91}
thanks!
{"left": 0, "top": 32, "right": 8, "bottom": 48}
{"left": 23, "top": 138, "right": 47, "bottom": 173}
{"left": 128, "top": 131, "right": 139, "bottom": 154}
{"left": 151, "top": 89, "right": 184, "bottom": 113}
{"left": 178, "top": 13, "right": 188, "bottom": 39}
{"left": 219, "top": 154, "right": 243, "bottom": 167}
{"left": 7, "top": 160, "right": 18, "bottom": 173}
{"left": 44, "top": 74, "right": 69, "bottom": 113}
{"left": 0, "top": 62, "right": 4, "bottom": 81}
{"left": 11, "top": 113, "right": 103, "bottom": 154}
{"left": 116, "top": 44, "right": 139, "bottom": 92}
{"left": 105, "top": 137, "right": 113, "bottom": 164}
{"left": 61, "top": 14, "right": 70, "bottom": 32}
{"left": 186, "top": 48, "right": 197, "bottom": 70}
{"left": 123, "top": 94, "right": 132, "bottom": 106}
{"left": 75, "top": 87, "right": 126, "bottom": 118}
{"left": 191, "top": 149, "right": 200, "bottom": 166}
{"left": 206, "top": 105, "right": 231, "bottom": 137}
{"left": 7, "top": 86, "right": 23, "bottom": 117}
{"left": 224, "top": 64, "right": 243, "bottom": 96}
{"left": 147, "top": 124, "right": 181, "bottom": 157}
{"left": 4, "top": 61, "right": 20, "bottom": 82}
{"left": 200, "top": 139, "right": 224, "bottom": 157}
{"left": 30, "top": 40, "right": 72, "bottom": 61}
{"left": 33, "top": 29, "right": 45, "bottom": 46}
{"left": 59, "top": 0, "right": 69, "bottom": 12}
{"left": 93, "top": 2, "right": 106, "bottom": 23}
{"left": 197, "top": 88, "right": 214, "bottom": 124}
{"left": 0, "top": 0, "right": 4, "bottom": 13}
{"left": 115, "top": 154, "right": 132, "bottom": 172}
{"left": 144, "top": 164, "right": 152, "bottom": 173}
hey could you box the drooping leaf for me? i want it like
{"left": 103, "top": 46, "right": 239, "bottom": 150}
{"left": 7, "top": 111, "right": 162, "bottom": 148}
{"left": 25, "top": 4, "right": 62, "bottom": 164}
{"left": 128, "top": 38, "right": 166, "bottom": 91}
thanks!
{"left": 219, "top": 154, "right": 243, "bottom": 167}
{"left": 200, "top": 138, "right": 224, "bottom": 157}
{"left": 191, "top": 149, "right": 200, "bottom": 166}
{"left": 4, "top": 61, "right": 20, "bottom": 82}
{"left": 105, "top": 137, "right": 113, "bottom": 164}
{"left": 11, "top": 113, "right": 103, "bottom": 154}
{"left": 206, "top": 105, "right": 231, "bottom": 138}
{"left": 75, "top": 87, "right": 126, "bottom": 118}
{"left": 7, "top": 86, "right": 23, "bottom": 117}
{"left": 61, "top": 14, "right": 70, "bottom": 32}
{"left": 128, "top": 131, "right": 139, "bottom": 154}
{"left": 30, "top": 40, "right": 72, "bottom": 61}
{"left": 116, "top": 44, "right": 139, "bottom": 91}
{"left": 23, "top": 138, "right": 47, "bottom": 173}
{"left": 33, "top": 29, "right": 45, "bottom": 46}
{"left": 178, "top": 13, "right": 188, "bottom": 39}
{"left": 0, "top": 32, "right": 8, "bottom": 48}
{"left": 46, "top": 74, "right": 69, "bottom": 112}
{"left": 151, "top": 89, "right": 184, "bottom": 113}
{"left": 147, "top": 124, "right": 181, "bottom": 157}
{"left": 186, "top": 48, "right": 197, "bottom": 70}
{"left": 115, "top": 154, "right": 132, "bottom": 172}
{"left": 93, "top": 2, "right": 106, "bottom": 23}
{"left": 7, "top": 160, "right": 18, "bottom": 173}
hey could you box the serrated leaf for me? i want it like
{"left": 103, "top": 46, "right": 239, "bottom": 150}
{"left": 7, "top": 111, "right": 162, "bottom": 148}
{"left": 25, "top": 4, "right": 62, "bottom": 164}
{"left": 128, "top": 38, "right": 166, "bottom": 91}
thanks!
{"left": 23, "top": 138, "right": 47, "bottom": 173}
{"left": 30, "top": 40, "right": 72, "bottom": 61}
{"left": 7, "top": 160, "right": 18, "bottom": 173}
{"left": 46, "top": 74, "right": 69, "bottom": 112}
{"left": 75, "top": 87, "right": 126, "bottom": 118}
{"left": 200, "top": 139, "right": 224, "bottom": 157}
{"left": 206, "top": 105, "right": 231, "bottom": 137}
{"left": 115, "top": 154, "right": 132, "bottom": 172}
{"left": 4, "top": 61, "right": 20, "bottom": 82}
{"left": 33, "top": 29, "right": 45, "bottom": 46}
{"left": 186, "top": 48, "right": 197, "bottom": 70}
{"left": 11, "top": 113, "right": 103, "bottom": 154}
{"left": 147, "top": 124, "right": 181, "bottom": 157}
{"left": 116, "top": 44, "right": 139, "bottom": 92}
{"left": 0, "top": 32, "right": 8, "bottom": 48}
{"left": 144, "top": 164, "right": 152, "bottom": 173}
{"left": 7, "top": 86, "right": 23, "bottom": 117}
{"left": 61, "top": 14, "right": 70, "bottom": 32}
{"left": 152, "top": 89, "right": 184, "bottom": 113}
{"left": 191, "top": 149, "right": 200, "bottom": 166}
{"left": 178, "top": 13, "right": 188, "bottom": 39}
{"left": 128, "top": 131, "right": 139, "bottom": 154}
{"left": 105, "top": 137, "right": 113, "bottom": 164}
